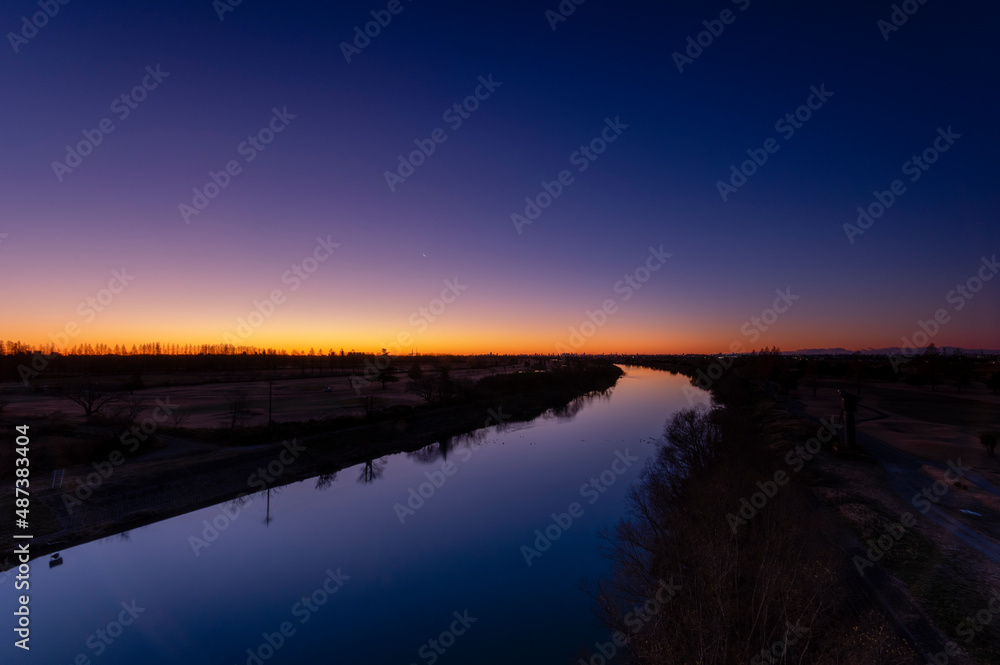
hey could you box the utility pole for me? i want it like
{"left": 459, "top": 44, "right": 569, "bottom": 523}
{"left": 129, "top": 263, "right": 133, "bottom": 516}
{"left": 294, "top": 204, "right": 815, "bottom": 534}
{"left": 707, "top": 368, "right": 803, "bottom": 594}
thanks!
{"left": 268, "top": 379, "right": 274, "bottom": 427}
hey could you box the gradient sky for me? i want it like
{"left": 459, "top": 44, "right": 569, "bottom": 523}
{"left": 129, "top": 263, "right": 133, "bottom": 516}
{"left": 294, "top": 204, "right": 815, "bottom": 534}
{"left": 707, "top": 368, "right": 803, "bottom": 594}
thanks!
{"left": 1, "top": 0, "right": 998, "bottom": 354}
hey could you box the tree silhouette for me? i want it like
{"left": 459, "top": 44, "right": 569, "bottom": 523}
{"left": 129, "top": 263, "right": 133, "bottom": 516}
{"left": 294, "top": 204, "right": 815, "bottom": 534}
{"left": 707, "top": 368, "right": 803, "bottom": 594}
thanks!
{"left": 108, "top": 395, "right": 146, "bottom": 426}
{"left": 63, "top": 381, "right": 124, "bottom": 418}
{"left": 951, "top": 351, "right": 971, "bottom": 393}
{"left": 376, "top": 367, "right": 399, "bottom": 390}
{"left": 980, "top": 432, "right": 997, "bottom": 457}
{"left": 408, "top": 375, "right": 439, "bottom": 403}
{"left": 986, "top": 371, "right": 1000, "bottom": 395}
{"left": 224, "top": 388, "right": 252, "bottom": 428}
{"left": 315, "top": 472, "right": 338, "bottom": 489}
{"left": 357, "top": 457, "right": 387, "bottom": 484}
{"left": 438, "top": 366, "right": 454, "bottom": 401}
{"left": 922, "top": 343, "right": 940, "bottom": 391}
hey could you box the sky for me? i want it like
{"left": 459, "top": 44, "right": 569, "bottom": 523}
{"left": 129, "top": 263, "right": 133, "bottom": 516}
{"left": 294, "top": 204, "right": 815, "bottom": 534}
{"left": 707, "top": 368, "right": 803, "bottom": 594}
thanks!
{"left": 1, "top": 0, "right": 998, "bottom": 355}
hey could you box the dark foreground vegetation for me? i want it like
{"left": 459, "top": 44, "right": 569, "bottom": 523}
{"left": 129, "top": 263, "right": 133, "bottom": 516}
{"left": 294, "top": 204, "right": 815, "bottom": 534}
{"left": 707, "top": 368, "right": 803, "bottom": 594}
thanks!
{"left": 595, "top": 352, "right": 1000, "bottom": 664}
{"left": 597, "top": 371, "right": 911, "bottom": 663}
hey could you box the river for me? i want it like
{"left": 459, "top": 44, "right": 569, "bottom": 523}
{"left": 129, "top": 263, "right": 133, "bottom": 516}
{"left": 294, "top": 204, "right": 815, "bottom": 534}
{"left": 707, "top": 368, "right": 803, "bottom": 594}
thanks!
{"left": 4, "top": 366, "right": 707, "bottom": 664}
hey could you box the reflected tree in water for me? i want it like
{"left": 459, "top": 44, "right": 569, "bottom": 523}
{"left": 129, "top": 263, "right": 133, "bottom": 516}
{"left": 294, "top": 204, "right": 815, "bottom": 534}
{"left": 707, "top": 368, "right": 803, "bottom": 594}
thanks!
{"left": 407, "top": 427, "right": 495, "bottom": 465}
{"left": 407, "top": 437, "right": 455, "bottom": 464}
{"left": 546, "top": 389, "right": 612, "bottom": 422}
{"left": 358, "top": 457, "right": 388, "bottom": 484}
{"left": 315, "top": 472, "right": 338, "bottom": 490}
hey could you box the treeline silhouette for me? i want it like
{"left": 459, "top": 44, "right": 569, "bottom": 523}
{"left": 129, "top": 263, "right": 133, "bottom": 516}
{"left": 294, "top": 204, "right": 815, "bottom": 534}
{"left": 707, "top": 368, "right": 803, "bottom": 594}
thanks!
{"left": 635, "top": 345, "right": 1000, "bottom": 396}
{"left": 0, "top": 340, "right": 545, "bottom": 385}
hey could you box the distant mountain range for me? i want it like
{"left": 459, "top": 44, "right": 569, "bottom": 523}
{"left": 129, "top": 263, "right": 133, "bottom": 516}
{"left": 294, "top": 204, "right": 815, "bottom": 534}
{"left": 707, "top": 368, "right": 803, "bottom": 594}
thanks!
{"left": 785, "top": 347, "right": 1000, "bottom": 356}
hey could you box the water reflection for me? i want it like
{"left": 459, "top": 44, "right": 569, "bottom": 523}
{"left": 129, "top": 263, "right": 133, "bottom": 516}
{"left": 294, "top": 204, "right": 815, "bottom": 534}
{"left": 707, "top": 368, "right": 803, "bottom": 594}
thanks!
{"left": 263, "top": 487, "right": 275, "bottom": 526}
{"left": 407, "top": 437, "right": 455, "bottom": 464}
{"left": 98, "top": 530, "right": 133, "bottom": 545}
{"left": 4, "top": 367, "right": 709, "bottom": 665}
{"left": 544, "top": 389, "right": 614, "bottom": 422}
{"left": 315, "top": 472, "right": 338, "bottom": 490}
{"left": 357, "top": 457, "right": 388, "bottom": 484}
{"left": 405, "top": 427, "right": 502, "bottom": 465}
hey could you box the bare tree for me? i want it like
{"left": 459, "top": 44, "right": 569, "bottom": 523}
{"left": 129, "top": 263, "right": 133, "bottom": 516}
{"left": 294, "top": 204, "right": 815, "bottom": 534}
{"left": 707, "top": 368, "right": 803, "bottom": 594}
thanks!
{"left": 376, "top": 366, "right": 399, "bottom": 390}
{"left": 408, "top": 375, "right": 438, "bottom": 403}
{"left": 224, "top": 388, "right": 252, "bottom": 429}
{"left": 658, "top": 405, "right": 721, "bottom": 486}
{"left": 63, "top": 381, "right": 124, "bottom": 418}
{"left": 315, "top": 472, "right": 338, "bottom": 490}
{"left": 357, "top": 457, "right": 387, "bottom": 484}
{"left": 407, "top": 361, "right": 423, "bottom": 381}
{"left": 981, "top": 432, "right": 998, "bottom": 457}
{"left": 108, "top": 395, "right": 146, "bottom": 425}
{"left": 170, "top": 406, "right": 189, "bottom": 428}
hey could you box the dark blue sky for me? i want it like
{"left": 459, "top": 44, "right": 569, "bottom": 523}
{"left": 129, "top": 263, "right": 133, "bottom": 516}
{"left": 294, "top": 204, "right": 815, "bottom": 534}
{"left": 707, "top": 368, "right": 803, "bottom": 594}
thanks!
{"left": 2, "top": 0, "right": 998, "bottom": 352}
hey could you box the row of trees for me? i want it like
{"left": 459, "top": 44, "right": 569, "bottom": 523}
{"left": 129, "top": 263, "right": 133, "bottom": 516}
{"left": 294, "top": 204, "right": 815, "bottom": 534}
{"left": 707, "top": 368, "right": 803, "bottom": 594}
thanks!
{"left": 0, "top": 340, "right": 356, "bottom": 357}
{"left": 796, "top": 345, "right": 1000, "bottom": 395}
{"left": 0, "top": 341, "right": 551, "bottom": 385}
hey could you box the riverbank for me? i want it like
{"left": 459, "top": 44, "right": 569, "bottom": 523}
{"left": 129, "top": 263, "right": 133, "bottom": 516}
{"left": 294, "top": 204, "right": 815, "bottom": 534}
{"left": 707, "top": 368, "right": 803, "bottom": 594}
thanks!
{"left": 0, "top": 361, "right": 623, "bottom": 567}
{"left": 602, "top": 357, "right": 999, "bottom": 664}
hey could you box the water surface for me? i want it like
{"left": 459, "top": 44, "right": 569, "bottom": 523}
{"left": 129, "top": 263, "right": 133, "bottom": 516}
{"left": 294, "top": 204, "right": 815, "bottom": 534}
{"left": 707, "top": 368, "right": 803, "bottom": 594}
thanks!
{"left": 4, "top": 366, "right": 706, "bottom": 664}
